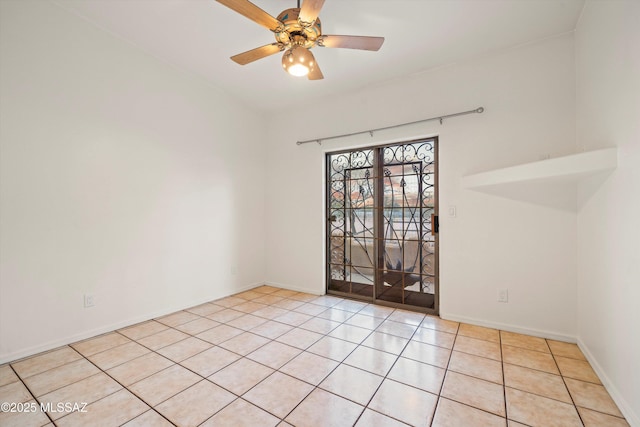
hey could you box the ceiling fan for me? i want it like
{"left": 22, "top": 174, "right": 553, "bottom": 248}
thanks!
{"left": 216, "top": 0, "right": 385, "bottom": 80}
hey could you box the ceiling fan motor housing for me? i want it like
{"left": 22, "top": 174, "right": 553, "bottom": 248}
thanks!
{"left": 275, "top": 8, "right": 321, "bottom": 49}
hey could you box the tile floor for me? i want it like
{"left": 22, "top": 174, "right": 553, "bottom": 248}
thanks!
{"left": 0, "top": 286, "right": 629, "bottom": 427}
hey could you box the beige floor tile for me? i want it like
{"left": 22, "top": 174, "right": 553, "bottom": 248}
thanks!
{"left": 0, "top": 380, "right": 32, "bottom": 404}
{"left": 136, "top": 328, "right": 189, "bottom": 351}
{"left": 362, "top": 331, "right": 409, "bottom": 355}
{"left": 227, "top": 314, "right": 268, "bottom": 331}
{"left": 275, "top": 328, "right": 323, "bottom": 349}
{"left": 87, "top": 341, "right": 150, "bottom": 370}
{"left": 206, "top": 308, "right": 245, "bottom": 323}
{"left": 369, "top": 379, "right": 438, "bottom": 426}
{"left": 309, "top": 295, "right": 344, "bottom": 307}
{"left": 253, "top": 285, "right": 281, "bottom": 294}
{"left": 196, "top": 324, "right": 244, "bottom": 345}
{"left": 357, "top": 304, "right": 395, "bottom": 319}
{"left": 293, "top": 302, "right": 328, "bottom": 316}
{"left": 299, "top": 317, "right": 341, "bottom": 334}
{"left": 508, "top": 422, "right": 529, "bottom": 427}
{"left": 156, "top": 380, "right": 235, "bottom": 427}
{"left": 55, "top": 389, "right": 148, "bottom": 427}
{"left": 307, "top": 336, "right": 358, "bottom": 361}
{"left": 354, "top": 409, "right": 409, "bottom": 427}
{"left": 547, "top": 340, "right": 586, "bottom": 360}
{"left": 71, "top": 333, "right": 130, "bottom": 357}
{"left": 252, "top": 306, "right": 291, "bottom": 320}
{"left": 273, "top": 289, "right": 300, "bottom": 298}
{"left": 333, "top": 299, "right": 370, "bottom": 313}
{"left": 454, "top": 336, "right": 502, "bottom": 361}
{"left": 122, "top": 409, "right": 174, "bottom": 426}
{"left": 156, "top": 337, "right": 211, "bottom": 362}
{"left": 128, "top": 365, "right": 200, "bottom": 406}
{"left": 118, "top": 321, "right": 168, "bottom": 341}
{"left": 421, "top": 316, "right": 459, "bottom": 334}
{"left": 246, "top": 341, "right": 302, "bottom": 369}
{"left": 184, "top": 302, "right": 224, "bottom": 317}
{"left": 38, "top": 373, "right": 121, "bottom": 419}
{"left": 441, "top": 371, "right": 505, "bottom": 416}
{"left": 0, "top": 399, "right": 51, "bottom": 427}
{"left": 376, "top": 320, "right": 418, "bottom": 339}
{"left": 273, "top": 311, "right": 314, "bottom": 327}
{"left": 329, "top": 324, "right": 373, "bottom": 344}
{"left": 200, "top": 398, "right": 280, "bottom": 427}
{"left": 11, "top": 347, "right": 82, "bottom": 379}
{"left": 503, "top": 363, "right": 571, "bottom": 403}
{"left": 458, "top": 324, "right": 500, "bottom": 343}
{"left": 555, "top": 356, "right": 601, "bottom": 384}
{"left": 23, "top": 359, "right": 100, "bottom": 397}
{"left": 236, "top": 290, "right": 263, "bottom": 300}
{"left": 316, "top": 307, "right": 354, "bottom": 322}
{"left": 388, "top": 357, "right": 446, "bottom": 395}
{"left": 218, "top": 332, "right": 270, "bottom": 356}
{"left": 344, "top": 345, "right": 398, "bottom": 376}
{"left": 0, "top": 365, "right": 19, "bottom": 386}
{"left": 209, "top": 358, "right": 274, "bottom": 395}
{"left": 502, "top": 345, "right": 558, "bottom": 374}
{"left": 411, "top": 327, "right": 456, "bottom": 349}
{"left": 387, "top": 309, "right": 426, "bottom": 326}
{"left": 234, "top": 301, "right": 269, "bottom": 314}
{"left": 432, "top": 397, "right": 507, "bottom": 427}
{"left": 345, "top": 313, "right": 386, "bottom": 330}
{"left": 155, "top": 310, "right": 200, "bottom": 327}
{"left": 448, "top": 350, "right": 503, "bottom": 384}
{"left": 250, "top": 320, "right": 294, "bottom": 339}
{"left": 243, "top": 371, "right": 313, "bottom": 418}
{"left": 577, "top": 406, "right": 630, "bottom": 426}
{"left": 253, "top": 294, "right": 285, "bottom": 306}
{"left": 174, "top": 317, "right": 219, "bottom": 335}
{"left": 107, "top": 352, "right": 173, "bottom": 386}
{"left": 286, "top": 388, "right": 364, "bottom": 427}
{"left": 564, "top": 377, "right": 624, "bottom": 417}
{"left": 319, "top": 364, "right": 383, "bottom": 405}
{"left": 213, "top": 296, "right": 245, "bottom": 308}
{"left": 401, "top": 340, "right": 451, "bottom": 368}
{"left": 272, "top": 299, "right": 305, "bottom": 311}
{"left": 500, "top": 331, "right": 549, "bottom": 353}
{"left": 279, "top": 351, "right": 339, "bottom": 385}
{"left": 288, "top": 292, "right": 319, "bottom": 303}
{"left": 180, "top": 346, "right": 239, "bottom": 377}
{"left": 505, "top": 387, "right": 582, "bottom": 427}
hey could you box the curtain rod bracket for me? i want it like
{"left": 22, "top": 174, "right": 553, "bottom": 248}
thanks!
{"left": 296, "top": 106, "right": 484, "bottom": 146}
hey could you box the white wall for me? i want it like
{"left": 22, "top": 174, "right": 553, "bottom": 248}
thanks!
{"left": 575, "top": 1, "right": 640, "bottom": 424}
{"left": 0, "top": 0, "right": 266, "bottom": 363}
{"left": 265, "top": 34, "right": 578, "bottom": 339}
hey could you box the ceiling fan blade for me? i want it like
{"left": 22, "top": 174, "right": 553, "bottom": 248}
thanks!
{"left": 308, "top": 62, "right": 324, "bottom": 80}
{"left": 216, "top": 0, "right": 282, "bottom": 32}
{"left": 318, "top": 35, "right": 385, "bottom": 51}
{"left": 231, "top": 43, "right": 283, "bottom": 65}
{"left": 299, "top": 0, "right": 325, "bottom": 25}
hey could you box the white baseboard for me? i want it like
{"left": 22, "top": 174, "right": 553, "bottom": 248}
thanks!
{"left": 1, "top": 282, "right": 265, "bottom": 365}
{"left": 577, "top": 338, "right": 639, "bottom": 427}
{"left": 440, "top": 312, "right": 577, "bottom": 343}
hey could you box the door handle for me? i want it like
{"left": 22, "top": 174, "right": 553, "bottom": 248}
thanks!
{"left": 431, "top": 214, "right": 439, "bottom": 235}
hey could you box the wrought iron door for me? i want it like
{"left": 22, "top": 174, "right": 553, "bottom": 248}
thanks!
{"left": 326, "top": 138, "right": 438, "bottom": 312}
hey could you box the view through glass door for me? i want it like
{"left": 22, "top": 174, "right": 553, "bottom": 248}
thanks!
{"left": 326, "top": 138, "right": 438, "bottom": 313}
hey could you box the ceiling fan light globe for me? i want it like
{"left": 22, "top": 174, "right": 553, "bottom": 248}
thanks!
{"left": 282, "top": 45, "right": 315, "bottom": 77}
{"left": 288, "top": 63, "right": 310, "bottom": 77}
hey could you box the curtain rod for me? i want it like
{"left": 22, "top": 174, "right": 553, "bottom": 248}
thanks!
{"left": 296, "top": 106, "right": 484, "bottom": 146}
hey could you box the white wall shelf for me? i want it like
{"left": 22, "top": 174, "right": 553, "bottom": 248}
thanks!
{"left": 461, "top": 148, "right": 617, "bottom": 211}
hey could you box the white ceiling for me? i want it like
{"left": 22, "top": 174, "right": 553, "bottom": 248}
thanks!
{"left": 54, "top": 0, "right": 585, "bottom": 112}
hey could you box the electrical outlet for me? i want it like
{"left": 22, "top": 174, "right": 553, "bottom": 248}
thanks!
{"left": 84, "top": 294, "right": 95, "bottom": 308}
{"left": 497, "top": 289, "right": 508, "bottom": 303}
